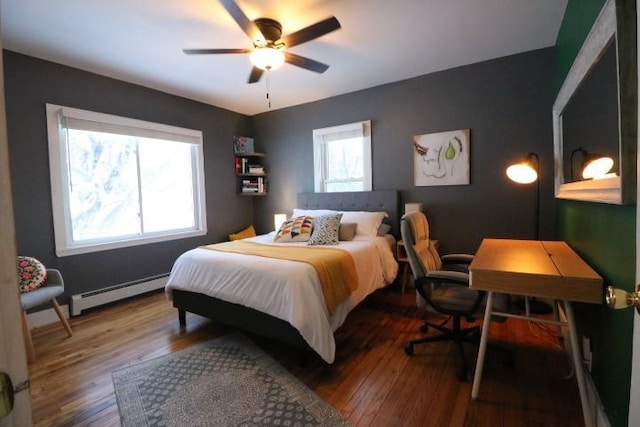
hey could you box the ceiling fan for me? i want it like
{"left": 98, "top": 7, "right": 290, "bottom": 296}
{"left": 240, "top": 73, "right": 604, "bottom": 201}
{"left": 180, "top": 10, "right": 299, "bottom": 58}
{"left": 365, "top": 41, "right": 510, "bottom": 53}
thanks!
{"left": 183, "top": 0, "right": 341, "bottom": 84}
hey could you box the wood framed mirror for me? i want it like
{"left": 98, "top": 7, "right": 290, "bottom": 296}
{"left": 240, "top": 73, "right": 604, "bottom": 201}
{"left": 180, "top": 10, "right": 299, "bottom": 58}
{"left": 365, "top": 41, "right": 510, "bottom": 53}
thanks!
{"left": 553, "top": 0, "right": 637, "bottom": 204}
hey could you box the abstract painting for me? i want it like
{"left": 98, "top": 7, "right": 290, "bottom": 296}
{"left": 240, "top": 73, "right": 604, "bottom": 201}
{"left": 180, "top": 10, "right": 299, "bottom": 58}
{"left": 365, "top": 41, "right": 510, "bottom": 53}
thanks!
{"left": 413, "top": 129, "right": 470, "bottom": 186}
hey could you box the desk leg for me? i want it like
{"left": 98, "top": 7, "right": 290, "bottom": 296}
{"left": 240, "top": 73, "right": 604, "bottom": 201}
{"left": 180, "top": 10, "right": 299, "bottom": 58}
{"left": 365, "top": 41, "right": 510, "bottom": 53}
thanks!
{"left": 471, "top": 291, "right": 495, "bottom": 400}
{"left": 564, "top": 300, "right": 594, "bottom": 427}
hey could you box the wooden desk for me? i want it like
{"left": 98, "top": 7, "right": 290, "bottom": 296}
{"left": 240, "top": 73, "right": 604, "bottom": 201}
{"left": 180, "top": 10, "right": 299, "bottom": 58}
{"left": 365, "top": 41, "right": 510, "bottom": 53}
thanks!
{"left": 469, "top": 239, "right": 603, "bottom": 427}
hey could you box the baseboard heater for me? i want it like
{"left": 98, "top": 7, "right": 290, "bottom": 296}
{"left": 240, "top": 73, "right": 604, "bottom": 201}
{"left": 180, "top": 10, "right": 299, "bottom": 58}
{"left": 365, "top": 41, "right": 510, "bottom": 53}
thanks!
{"left": 70, "top": 273, "right": 169, "bottom": 316}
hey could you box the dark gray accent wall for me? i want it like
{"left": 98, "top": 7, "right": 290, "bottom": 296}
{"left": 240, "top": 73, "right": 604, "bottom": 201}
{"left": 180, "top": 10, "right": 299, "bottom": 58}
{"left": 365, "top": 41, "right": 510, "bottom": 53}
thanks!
{"left": 4, "top": 51, "right": 253, "bottom": 299}
{"left": 252, "top": 48, "right": 555, "bottom": 254}
{"left": 4, "top": 47, "right": 555, "bottom": 301}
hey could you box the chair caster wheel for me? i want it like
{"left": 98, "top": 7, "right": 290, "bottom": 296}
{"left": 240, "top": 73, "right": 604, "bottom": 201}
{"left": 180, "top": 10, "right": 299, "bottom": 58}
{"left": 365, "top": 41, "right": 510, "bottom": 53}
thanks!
{"left": 404, "top": 344, "right": 414, "bottom": 355}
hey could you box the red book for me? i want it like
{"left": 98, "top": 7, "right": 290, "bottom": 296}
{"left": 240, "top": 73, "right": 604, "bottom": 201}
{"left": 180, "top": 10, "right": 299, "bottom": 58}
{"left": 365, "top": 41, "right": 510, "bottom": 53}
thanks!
{"left": 235, "top": 157, "right": 241, "bottom": 174}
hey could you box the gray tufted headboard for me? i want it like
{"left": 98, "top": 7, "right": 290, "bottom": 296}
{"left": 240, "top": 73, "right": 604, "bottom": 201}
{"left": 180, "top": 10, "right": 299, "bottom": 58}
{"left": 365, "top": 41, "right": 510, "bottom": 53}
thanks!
{"left": 296, "top": 190, "right": 400, "bottom": 238}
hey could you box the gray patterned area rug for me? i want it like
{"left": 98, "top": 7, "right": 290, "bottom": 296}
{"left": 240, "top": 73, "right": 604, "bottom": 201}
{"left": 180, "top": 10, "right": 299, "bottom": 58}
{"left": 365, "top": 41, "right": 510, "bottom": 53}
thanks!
{"left": 112, "top": 333, "right": 350, "bottom": 427}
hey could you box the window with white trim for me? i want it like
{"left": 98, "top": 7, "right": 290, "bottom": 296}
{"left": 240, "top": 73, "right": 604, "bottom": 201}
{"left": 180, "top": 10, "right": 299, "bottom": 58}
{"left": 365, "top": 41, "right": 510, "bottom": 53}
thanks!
{"left": 46, "top": 104, "right": 207, "bottom": 256}
{"left": 313, "top": 120, "right": 372, "bottom": 192}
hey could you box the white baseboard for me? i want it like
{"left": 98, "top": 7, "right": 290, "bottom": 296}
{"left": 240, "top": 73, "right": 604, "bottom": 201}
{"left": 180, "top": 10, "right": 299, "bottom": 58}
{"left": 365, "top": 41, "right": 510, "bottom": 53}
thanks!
{"left": 70, "top": 275, "right": 168, "bottom": 315}
{"left": 26, "top": 304, "right": 70, "bottom": 330}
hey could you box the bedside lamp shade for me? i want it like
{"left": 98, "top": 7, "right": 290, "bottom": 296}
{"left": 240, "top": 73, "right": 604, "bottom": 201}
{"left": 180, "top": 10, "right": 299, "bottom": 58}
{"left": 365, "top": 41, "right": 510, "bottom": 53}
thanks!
{"left": 274, "top": 213, "right": 287, "bottom": 231}
{"left": 404, "top": 203, "right": 423, "bottom": 214}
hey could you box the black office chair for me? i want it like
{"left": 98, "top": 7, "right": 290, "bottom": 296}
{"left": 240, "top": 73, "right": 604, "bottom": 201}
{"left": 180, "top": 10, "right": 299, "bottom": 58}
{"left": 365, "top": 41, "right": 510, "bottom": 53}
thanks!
{"left": 400, "top": 211, "right": 510, "bottom": 380}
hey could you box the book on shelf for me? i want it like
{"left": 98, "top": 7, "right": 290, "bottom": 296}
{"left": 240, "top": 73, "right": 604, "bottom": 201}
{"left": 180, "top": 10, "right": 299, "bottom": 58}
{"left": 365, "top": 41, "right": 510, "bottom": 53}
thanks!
{"left": 235, "top": 159, "right": 264, "bottom": 175}
{"left": 241, "top": 176, "right": 265, "bottom": 193}
{"left": 248, "top": 165, "right": 264, "bottom": 174}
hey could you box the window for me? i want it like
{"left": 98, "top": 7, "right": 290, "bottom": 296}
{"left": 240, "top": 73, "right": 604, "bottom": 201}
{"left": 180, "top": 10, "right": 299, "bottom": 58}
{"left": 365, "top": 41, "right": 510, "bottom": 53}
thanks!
{"left": 46, "top": 104, "right": 207, "bottom": 256}
{"left": 313, "top": 120, "right": 372, "bottom": 192}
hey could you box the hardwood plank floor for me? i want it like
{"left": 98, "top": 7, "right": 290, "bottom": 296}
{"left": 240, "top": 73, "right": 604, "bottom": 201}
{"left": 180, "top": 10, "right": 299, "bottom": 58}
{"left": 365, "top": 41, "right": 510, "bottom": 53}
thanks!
{"left": 28, "top": 288, "right": 583, "bottom": 426}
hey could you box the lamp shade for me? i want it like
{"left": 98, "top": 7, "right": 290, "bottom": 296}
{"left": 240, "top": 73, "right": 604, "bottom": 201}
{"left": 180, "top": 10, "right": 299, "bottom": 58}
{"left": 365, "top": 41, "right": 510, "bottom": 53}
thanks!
{"left": 581, "top": 155, "right": 614, "bottom": 179}
{"left": 570, "top": 148, "right": 615, "bottom": 180}
{"left": 404, "top": 203, "right": 423, "bottom": 214}
{"left": 250, "top": 47, "right": 285, "bottom": 71}
{"left": 507, "top": 154, "right": 538, "bottom": 184}
{"left": 505, "top": 152, "right": 540, "bottom": 240}
{"left": 274, "top": 213, "right": 287, "bottom": 231}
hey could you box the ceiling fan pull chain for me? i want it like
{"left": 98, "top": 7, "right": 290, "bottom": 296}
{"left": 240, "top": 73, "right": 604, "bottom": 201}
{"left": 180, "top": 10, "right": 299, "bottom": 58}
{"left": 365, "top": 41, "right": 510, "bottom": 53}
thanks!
{"left": 266, "top": 68, "right": 272, "bottom": 109}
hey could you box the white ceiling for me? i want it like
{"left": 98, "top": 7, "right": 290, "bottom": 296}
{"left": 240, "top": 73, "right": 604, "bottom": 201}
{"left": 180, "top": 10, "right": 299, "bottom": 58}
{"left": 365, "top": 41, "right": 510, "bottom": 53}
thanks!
{"left": 1, "top": 0, "right": 568, "bottom": 116}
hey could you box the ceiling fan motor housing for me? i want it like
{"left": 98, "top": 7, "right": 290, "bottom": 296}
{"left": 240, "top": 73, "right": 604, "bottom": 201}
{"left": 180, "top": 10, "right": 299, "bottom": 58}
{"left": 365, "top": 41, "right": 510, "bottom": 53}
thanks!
{"left": 254, "top": 18, "right": 283, "bottom": 44}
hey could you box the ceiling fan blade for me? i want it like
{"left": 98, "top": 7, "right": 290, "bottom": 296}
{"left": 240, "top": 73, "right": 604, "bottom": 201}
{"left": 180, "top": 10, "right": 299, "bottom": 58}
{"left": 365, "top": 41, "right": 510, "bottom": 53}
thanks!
{"left": 280, "top": 16, "right": 341, "bottom": 48}
{"left": 284, "top": 52, "right": 329, "bottom": 73}
{"left": 248, "top": 67, "right": 264, "bottom": 84}
{"left": 183, "top": 48, "right": 251, "bottom": 55}
{"left": 219, "top": 0, "right": 262, "bottom": 42}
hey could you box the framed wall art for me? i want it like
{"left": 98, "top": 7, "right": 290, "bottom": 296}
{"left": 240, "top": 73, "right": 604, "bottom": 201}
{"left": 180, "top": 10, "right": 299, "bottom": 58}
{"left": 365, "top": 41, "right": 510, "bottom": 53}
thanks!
{"left": 413, "top": 129, "right": 470, "bottom": 186}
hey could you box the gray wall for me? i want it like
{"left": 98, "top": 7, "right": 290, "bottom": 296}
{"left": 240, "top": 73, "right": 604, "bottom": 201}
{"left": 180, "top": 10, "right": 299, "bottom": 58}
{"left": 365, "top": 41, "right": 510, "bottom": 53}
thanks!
{"left": 252, "top": 48, "right": 555, "bottom": 254}
{"left": 4, "top": 46, "right": 555, "bottom": 301}
{"left": 4, "top": 51, "right": 253, "bottom": 299}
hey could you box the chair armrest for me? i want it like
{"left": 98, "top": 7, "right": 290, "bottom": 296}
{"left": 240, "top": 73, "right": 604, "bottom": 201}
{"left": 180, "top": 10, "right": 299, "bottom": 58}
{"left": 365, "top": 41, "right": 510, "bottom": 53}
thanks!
{"left": 44, "top": 269, "right": 64, "bottom": 287}
{"left": 441, "top": 254, "right": 474, "bottom": 273}
{"left": 441, "top": 253, "right": 474, "bottom": 264}
{"left": 423, "top": 270, "right": 469, "bottom": 284}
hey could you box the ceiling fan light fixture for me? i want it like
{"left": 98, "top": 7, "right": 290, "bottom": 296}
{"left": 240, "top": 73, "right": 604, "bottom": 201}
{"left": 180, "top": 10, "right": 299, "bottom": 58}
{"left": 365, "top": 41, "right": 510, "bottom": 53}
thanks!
{"left": 250, "top": 47, "right": 285, "bottom": 71}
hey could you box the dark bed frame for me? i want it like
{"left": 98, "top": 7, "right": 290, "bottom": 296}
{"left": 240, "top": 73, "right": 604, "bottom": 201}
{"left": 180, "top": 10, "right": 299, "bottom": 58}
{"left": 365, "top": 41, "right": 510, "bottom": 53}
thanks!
{"left": 172, "top": 190, "right": 400, "bottom": 356}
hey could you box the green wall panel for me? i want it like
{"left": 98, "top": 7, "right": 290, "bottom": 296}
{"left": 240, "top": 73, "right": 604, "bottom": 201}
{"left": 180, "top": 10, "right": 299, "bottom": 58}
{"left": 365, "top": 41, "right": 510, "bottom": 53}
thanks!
{"left": 557, "top": 201, "right": 634, "bottom": 425}
{"left": 556, "top": 1, "right": 635, "bottom": 425}
{"left": 555, "top": 0, "right": 606, "bottom": 91}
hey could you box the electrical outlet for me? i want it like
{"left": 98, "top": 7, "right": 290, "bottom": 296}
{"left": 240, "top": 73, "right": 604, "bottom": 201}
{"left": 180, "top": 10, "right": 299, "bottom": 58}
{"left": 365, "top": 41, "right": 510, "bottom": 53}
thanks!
{"left": 582, "top": 336, "right": 592, "bottom": 372}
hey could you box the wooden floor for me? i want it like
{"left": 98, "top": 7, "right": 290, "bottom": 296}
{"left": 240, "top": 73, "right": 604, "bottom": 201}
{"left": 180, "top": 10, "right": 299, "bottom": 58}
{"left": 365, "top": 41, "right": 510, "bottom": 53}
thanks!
{"left": 28, "top": 287, "right": 583, "bottom": 426}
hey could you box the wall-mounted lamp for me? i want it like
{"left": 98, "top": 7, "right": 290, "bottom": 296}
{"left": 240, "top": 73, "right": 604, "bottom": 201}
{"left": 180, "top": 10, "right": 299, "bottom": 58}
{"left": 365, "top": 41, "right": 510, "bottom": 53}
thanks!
{"left": 506, "top": 152, "right": 540, "bottom": 239}
{"left": 274, "top": 213, "right": 287, "bottom": 231}
{"left": 570, "top": 148, "right": 614, "bottom": 181}
{"left": 606, "top": 285, "right": 640, "bottom": 314}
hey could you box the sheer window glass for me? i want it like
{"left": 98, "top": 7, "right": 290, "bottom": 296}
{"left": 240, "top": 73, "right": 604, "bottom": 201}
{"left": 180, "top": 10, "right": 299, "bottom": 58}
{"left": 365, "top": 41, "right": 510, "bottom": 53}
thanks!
{"left": 313, "top": 120, "right": 372, "bottom": 192}
{"left": 46, "top": 104, "right": 207, "bottom": 256}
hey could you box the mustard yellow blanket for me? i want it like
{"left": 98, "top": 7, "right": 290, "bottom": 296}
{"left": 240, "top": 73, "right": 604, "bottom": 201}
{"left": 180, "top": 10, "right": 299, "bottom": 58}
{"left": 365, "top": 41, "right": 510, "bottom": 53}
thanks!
{"left": 201, "top": 240, "right": 358, "bottom": 315}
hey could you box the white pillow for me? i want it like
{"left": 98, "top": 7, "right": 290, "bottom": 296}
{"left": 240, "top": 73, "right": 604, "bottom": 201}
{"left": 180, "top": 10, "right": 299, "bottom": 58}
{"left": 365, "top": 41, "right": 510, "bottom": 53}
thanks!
{"left": 292, "top": 208, "right": 338, "bottom": 218}
{"left": 340, "top": 211, "right": 388, "bottom": 237}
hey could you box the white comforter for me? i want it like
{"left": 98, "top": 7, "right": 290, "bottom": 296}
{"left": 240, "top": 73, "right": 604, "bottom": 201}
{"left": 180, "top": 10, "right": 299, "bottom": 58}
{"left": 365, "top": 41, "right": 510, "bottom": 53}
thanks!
{"left": 165, "top": 233, "right": 398, "bottom": 363}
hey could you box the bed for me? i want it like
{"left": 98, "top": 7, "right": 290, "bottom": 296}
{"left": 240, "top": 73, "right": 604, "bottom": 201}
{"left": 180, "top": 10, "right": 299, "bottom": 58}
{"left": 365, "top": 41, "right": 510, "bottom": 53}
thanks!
{"left": 165, "top": 190, "right": 399, "bottom": 363}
